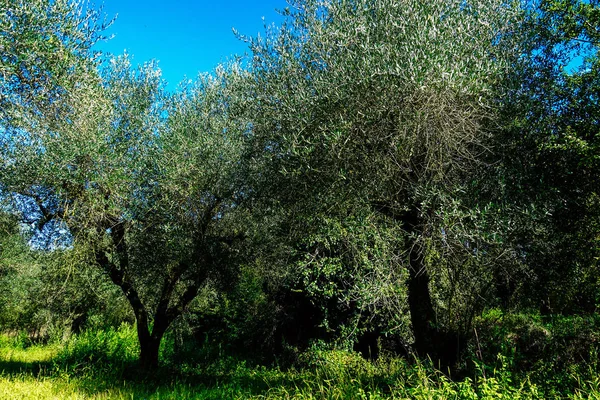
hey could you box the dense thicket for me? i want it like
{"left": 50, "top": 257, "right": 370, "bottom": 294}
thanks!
{"left": 0, "top": 0, "right": 598, "bottom": 377}
{"left": 492, "top": 0, "right": 600, "bottom": 314}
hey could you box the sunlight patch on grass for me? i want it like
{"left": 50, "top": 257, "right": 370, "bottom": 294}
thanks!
{"left": 0, "top": 375, "right": 83, "bottom": 400}
{"left": 0, "top": 344, "right": 59, "bottom": 364}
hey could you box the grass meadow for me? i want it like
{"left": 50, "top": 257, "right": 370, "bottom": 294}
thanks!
{"left": 1, "top": 323, "right": 600, "bottom": 399}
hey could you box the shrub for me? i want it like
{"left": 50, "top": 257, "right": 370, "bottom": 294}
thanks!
{"left": 53, "top": 323, "right": 139, "bottom": 375}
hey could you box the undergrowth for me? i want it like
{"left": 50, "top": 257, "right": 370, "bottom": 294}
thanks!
{"left": 1, "top": 320, "right": 599, "bottom": 399}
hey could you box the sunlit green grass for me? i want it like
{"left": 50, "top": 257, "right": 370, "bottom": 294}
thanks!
{"left": 1, "top": 328, "right": 599, "bottom": 399}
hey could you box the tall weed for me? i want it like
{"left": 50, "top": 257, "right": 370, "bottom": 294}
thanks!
{"left": 53, "top": 323, "right": 139, "bottom": 375}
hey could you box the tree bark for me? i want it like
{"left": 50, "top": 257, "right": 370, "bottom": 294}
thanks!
{"left": 404, "top": 207, "right": 462, "bottom": 367}
{"left": 404, "top": 207, "right": 440, "bottom": 358}
{"left": 372, "top": 201, "right": 462, "bottom": 364}
{"left": 407, "top": 253, "right": 439, "bottom": 357}
{"left": 138, "top": 323, "right": 167, "bottom": 370}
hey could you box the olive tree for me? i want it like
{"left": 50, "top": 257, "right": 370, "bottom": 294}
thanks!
{"left": 0, "top": 55, "right": 251, "bottom": 368}
{"left": 244, "top": 0, "right": 522, "bottom": 361}
{"left": 0, "top": 0, "right": 254, "bottom": 368}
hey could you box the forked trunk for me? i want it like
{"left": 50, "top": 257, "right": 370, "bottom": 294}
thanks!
{"left": 136, "top": 314, "right": 169, "bottom": 370}
{"left": 139, "top": 333, "right": 162, "bottom": 369}
{"left": 140, "top": 336, "right": 161, "bottom": 370}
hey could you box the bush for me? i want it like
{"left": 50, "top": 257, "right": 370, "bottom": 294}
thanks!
{"left": 53, "top": 323, "right": 139, "bottom": 375}
{"left": 471, "top": 309, "right": 600, "bottom": 394}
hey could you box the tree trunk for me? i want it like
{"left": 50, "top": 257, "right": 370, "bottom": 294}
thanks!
{"left": 406, "top": 225, "right": 439, "bottom": 358}
{"left": 404, "top": 207, "right": 462, "bottom": 367}
{"left": 137, "top": 312, "right": 170, "bottom": 370}
{"left": 95, "top": 223, "right": 197, "bottom": 371}
{"left": 372, "top": 202, "right": 463, "bottom": 365}
{"left": 139, "top": 332, "right": 162, "bottom": 369}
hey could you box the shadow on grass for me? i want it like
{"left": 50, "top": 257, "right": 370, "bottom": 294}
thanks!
{"left": 0, "top": 354, "right": 303, "bottom": 399}
{"left": 0, "top": 358, "right": 54, "bottom": 376}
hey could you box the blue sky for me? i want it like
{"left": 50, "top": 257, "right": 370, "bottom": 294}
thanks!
{"left": 94, "top": 0, "right": 286, "bottom": 90}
